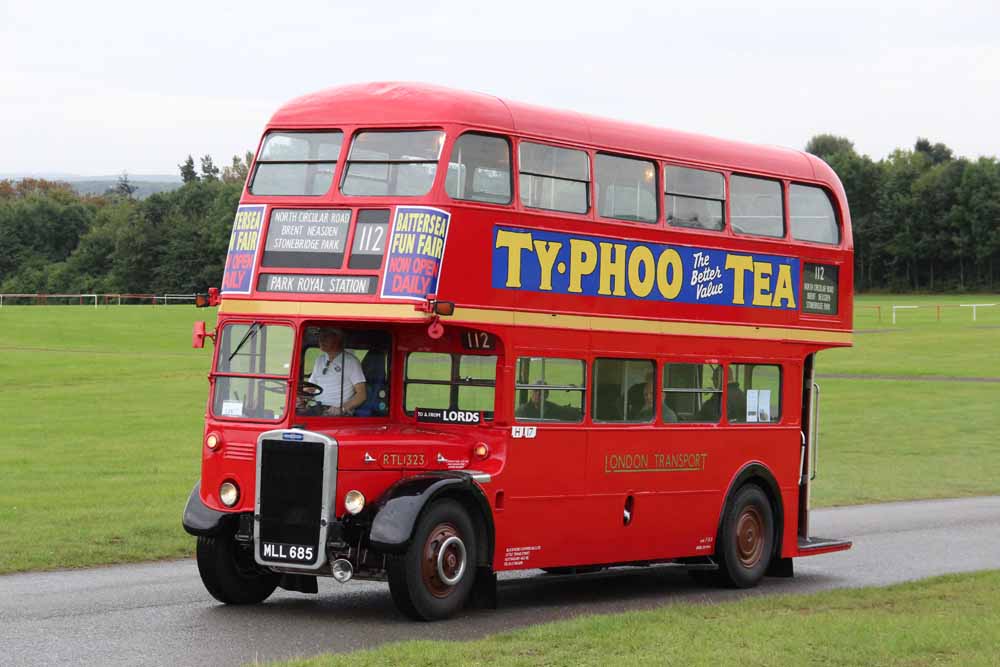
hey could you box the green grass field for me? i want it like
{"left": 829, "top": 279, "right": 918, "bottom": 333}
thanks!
{"left": 274, "top": 570, "right": 1000, "bottom": 666}
{"left": 825, "top": 294, "right": 1000, "bottom": 378}
{"left": 0, "top": 306, "right": 208, "bottom": 573}
{"left": 0, "top": 295, "right": 997, "bottom": 573}
{"left": 813, "top": 294, "right": 1000, "bottom": 506}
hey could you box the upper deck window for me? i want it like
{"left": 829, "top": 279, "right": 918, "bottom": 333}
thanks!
{"left": 446, "top": 133, "right": 512, "bottom": 204}
{"left": 790, "top": 184, "right": 840, "bottom": 245}
{"left": 518, "top": 142, "right": 590, "bottom": 214}
{"left": 595, "top": 154, "right": 657, "bottom": 223}
{"left": 342, "top": 130, "right": 444, "bottom": 197}
{"left": 665, "top": 165, "right": 725, "bottom": 231}
{"left": 250, "top": 131, "right": 343, "bottom": 196}
{"left": 731, "top": 175, "right": 784, "bottom": 238}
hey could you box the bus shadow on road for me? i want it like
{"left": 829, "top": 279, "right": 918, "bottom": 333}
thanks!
{"left": 196, "top": 565, "right": 846, "bottom": 630}
{"left": 494, "top": 566, "right": 847, "bottom": 614}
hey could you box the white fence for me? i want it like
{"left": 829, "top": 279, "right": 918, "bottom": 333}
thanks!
{"left": 888, "top": 302, "right": 997, "bottom": 324}
{"left": 0, "top": 293, "right": 198, "bottom": 307}
{"left": 960, "top": 303, "right": 996, "bottom": 322}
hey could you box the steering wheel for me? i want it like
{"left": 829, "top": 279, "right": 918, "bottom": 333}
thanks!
{"left": 298, "top": 380, "right": 324, "bottom": 397}
{"left": 261, "top": 379, "right": 288, "bottom": 394}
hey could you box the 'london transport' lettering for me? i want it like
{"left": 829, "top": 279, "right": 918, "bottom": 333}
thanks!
{"left": 604, "top": 452, "right": 709, "bottom": 473}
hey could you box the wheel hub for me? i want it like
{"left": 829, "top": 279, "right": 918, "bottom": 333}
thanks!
{"left": 420, "top": 523, "right": 467, "bottom": 598}
{"left": 736, "top": 506, "right": 765, "bottom": 568}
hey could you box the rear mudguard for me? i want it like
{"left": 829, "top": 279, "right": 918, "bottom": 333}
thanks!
{"left": 368, "top": 472, "right": 493, "bottom": 558}
{"left": 182, "top": 482, "right": 238, "bottom": 537}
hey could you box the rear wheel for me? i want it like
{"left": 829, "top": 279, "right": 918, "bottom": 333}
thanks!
{"left": 196, "top": 536, "right": 279, "bottom": 604}
{"left": 387, "top": 499, "right": 477, "bottom": 621}
{"left": 715, "top": 484, "right": 774, "bottom": 588}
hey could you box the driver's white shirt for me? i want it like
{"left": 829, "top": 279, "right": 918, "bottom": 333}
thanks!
{"left": 308, "top": 351, "right": 365, "bottom": 407}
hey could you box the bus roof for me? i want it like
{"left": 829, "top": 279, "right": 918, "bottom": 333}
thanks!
{"left": 269, "top": 82, "right": 822, "bottom": 182}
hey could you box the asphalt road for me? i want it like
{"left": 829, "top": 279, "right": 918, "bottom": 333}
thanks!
{"left": 2, "top": 496, "right": 999, "bottom": 666}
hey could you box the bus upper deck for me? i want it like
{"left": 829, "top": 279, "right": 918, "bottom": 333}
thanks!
{"left": 219, "top": 82, "right": 852, "bottom": 348}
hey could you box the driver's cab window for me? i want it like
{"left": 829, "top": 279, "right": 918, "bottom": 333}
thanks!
{"left": 297, "top": 326, "right": 391, "bottom": 417}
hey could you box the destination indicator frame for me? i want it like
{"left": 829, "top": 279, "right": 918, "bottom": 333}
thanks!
{"left": 262, "top": 209, "right": 352, "bottom": 269}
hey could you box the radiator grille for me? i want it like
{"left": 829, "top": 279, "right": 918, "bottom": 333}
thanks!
{"left": 257, "top": 439, "right": 324, "bottom": 550}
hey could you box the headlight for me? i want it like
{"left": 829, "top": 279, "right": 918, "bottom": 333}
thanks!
{"left": 344, "top": 490, "right": 366, "bottom": 515}
{"left": 205, "top": 433, "right": 220, "bottom": 450}
{"left": 219, "top": 481, "right": 239, "bottom": 507}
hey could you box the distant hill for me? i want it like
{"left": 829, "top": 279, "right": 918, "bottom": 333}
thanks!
{"left": 68, "top": 178, "right": 183, "bottom": 198}
{"left": 0, "top": 173, "right": 183, "bottom": 199}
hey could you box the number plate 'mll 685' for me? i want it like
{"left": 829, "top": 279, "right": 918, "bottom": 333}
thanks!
{"left": 261, "top": 542, "right": 315, "bottom": 564}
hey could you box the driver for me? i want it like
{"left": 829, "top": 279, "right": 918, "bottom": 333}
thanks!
{"left": 300, "top": 328, "right": 366, "bottom": 416}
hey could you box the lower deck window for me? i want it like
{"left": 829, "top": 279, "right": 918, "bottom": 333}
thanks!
{"left": 405, "top": 352, "right": 496, "bottom": 418}
{"left": 515, "top": 357, "right": 585, "bottom": 422}
{"left": 662, "top": 363, "right": 722, "bottom": 423}
{"left": 593, "top": 358, "right": 655, "bottom": 422}
{"left": 728, "top": 364, "right": 781, "bottom": 423}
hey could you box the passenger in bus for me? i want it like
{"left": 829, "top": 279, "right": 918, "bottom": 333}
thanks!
{"left": 630, "top": 373, "right": 677, "bottom": 422}
{"left": 662, "top": 396, "right": 679, "bottom": 422}
{"left": 299, "top": 328, "right": 367, "bottom": 416}
{"left": 629, "top": 375, "right": 656, "bottom": 421}
{"left": 517, "top": 385, "right": 580, "bottom": 421}
{"left": 697, "top": 366, "right": 746, "bottom": 421}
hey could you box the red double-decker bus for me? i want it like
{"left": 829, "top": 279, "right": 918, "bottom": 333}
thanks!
{"left": 183, "top": 82, "right": 853, "bottom": 620}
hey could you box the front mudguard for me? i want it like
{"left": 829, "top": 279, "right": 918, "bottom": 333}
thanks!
{"left": 368, "top": 473, "right": 492, "bottom": 555}
{"left": 182, "top": 482, "right": 238, "bottom": 537}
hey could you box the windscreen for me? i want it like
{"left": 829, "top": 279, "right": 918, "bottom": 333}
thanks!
{"left": 213, "top": 323, "right": 294, "bottom": 420}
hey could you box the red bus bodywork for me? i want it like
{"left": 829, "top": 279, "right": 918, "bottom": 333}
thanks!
{"left": 185, "top": 82, "right": 853, "bottom": 618}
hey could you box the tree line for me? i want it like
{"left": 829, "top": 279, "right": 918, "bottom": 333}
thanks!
{"left": 0, "top": 155, "right": 248, "bottom": 295}
{"left": 1, "top": 139, "right": 998, "bottom": 295}
{"left": 807, "top": 135, "right": 1000, "bottom": 291}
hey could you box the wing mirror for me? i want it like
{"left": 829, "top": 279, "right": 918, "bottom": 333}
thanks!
{"left": 192, "top": 321, "right": 216, "bottom": 349}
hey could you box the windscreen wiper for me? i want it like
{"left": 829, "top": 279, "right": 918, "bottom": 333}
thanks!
{"left": 228, "top": 321, "right": 261, "bottom": 363}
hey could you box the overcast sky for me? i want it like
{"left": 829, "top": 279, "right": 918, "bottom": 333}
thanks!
{"left": 2, "top": 0, "right": 998, "bottom": 176}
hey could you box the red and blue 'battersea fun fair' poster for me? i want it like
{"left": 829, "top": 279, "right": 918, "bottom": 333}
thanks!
{"left": 380, "top": 206, "right": 451, "bottom": 300}
{"left": 221, "top": 204, "right": 266, "bottom": 294}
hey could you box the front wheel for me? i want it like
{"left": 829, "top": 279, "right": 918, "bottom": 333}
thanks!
{"left": 387, "top": 499, "right": 477, "bottom": 621}
{"left": 715, "top": 484, "right": 774, "bottom": 588}
{"left": 196, "top": 535, "right": 279, "bottom": 604}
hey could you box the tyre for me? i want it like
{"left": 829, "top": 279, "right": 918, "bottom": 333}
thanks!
{"left": 387, "top": 499, "right": 477, "bottom": 621}
{"left": 715, "top": 484, "right": 774, "bottom": 588}
{"left": 196, "top": 536, "right": 279, "bottom": 604}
